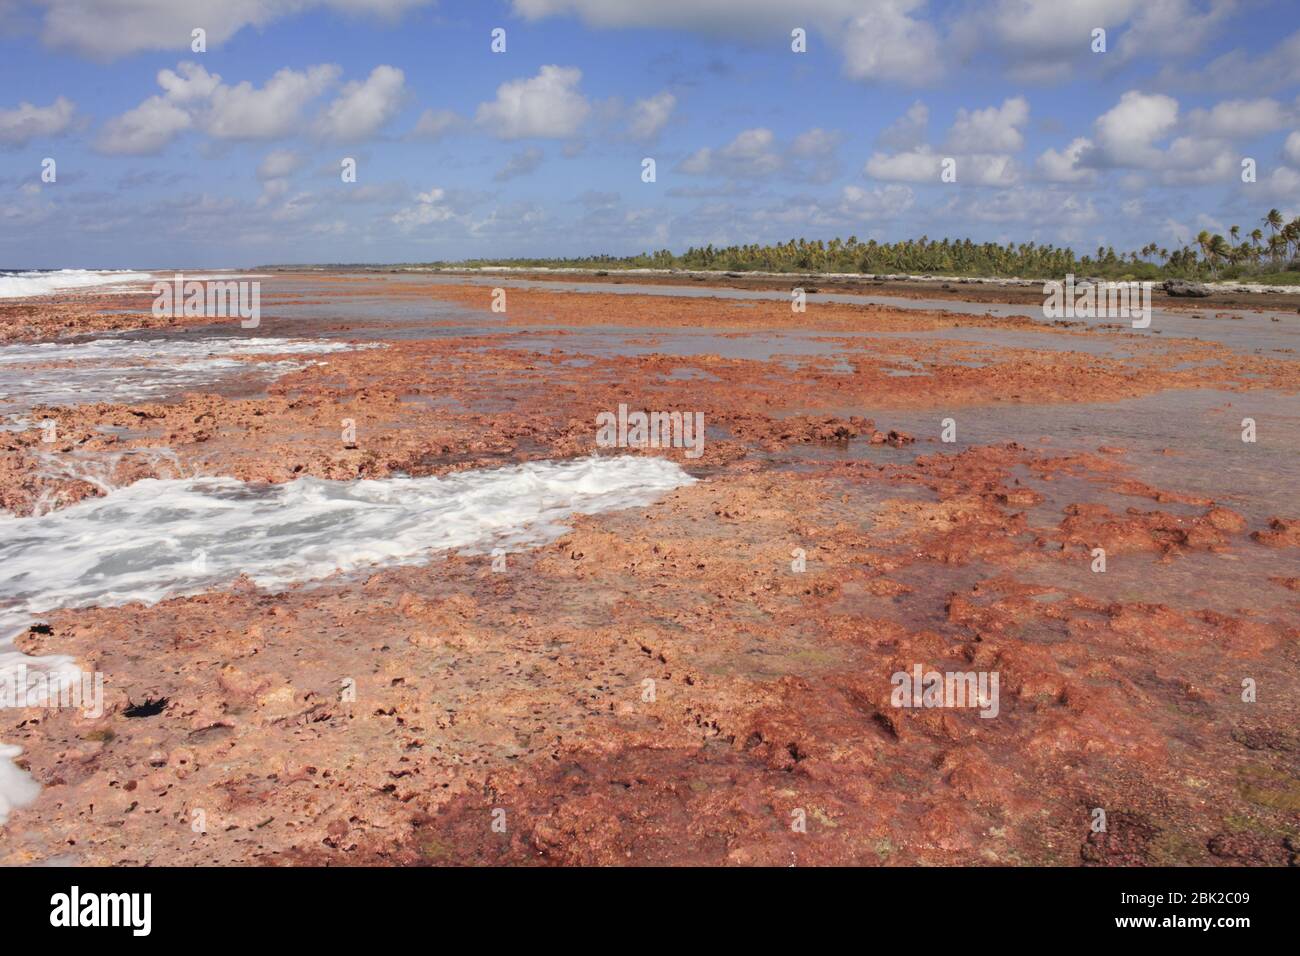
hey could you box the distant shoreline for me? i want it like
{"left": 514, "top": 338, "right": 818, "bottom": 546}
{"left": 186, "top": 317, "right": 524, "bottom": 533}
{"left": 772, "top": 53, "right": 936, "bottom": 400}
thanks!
{"left": 250, "top": 264, "right": 1300, "bottom": 311}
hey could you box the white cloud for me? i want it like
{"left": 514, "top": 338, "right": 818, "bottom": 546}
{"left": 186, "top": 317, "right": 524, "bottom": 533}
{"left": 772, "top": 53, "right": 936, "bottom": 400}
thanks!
{"left": 1036, "top": 91, "right": 1254, "bottom": 184}
{"left": 838, "top": 183, "right": 915, "bottom": 217}
{"left": 1260, "top": 165, "right": 1300, "bottom": 200}
{"left": 0, "top": 96, "right": 76, "bottom": 146}
{"left": 391, "top": 186, "right": 458, "bottom": 227}
{"left": 678, "top": 126, "right": 845, "bottom": 181}
{"left": 865, "top": 148, "right": 1015, "bottom": 185}
{"left": 97, "top": 94, "right": 192, "bottom": 155}
{"left": 627, "top": 91, "right": 675, "bottom": 140}
{"left": 411, "top": 108, "right": 463, "bottom": 139}
{"left": 98, "top": 61, "right": 345, "bottom": 153}
{"left": 156, "top": 61, "right": 222, "bottom": 104}
{"left": 476, "top": 65, "right": 591, "bottom": 139}
{"left": 864, "top": 146, "right": 942, "bottom": 182}
{"left": 1091, "top": 91, "right": 1179, "bottom": 167}
{"left": 839, "top": 3, "right": 943, "bottom": 85}
{"left": 945, "top": 96, "right": 1028, "bottom": 153}
{"left": 257, "top": 148, "right": 303, "bottom": 180}
{"left": 877, "top": 100, "right": 928, "bottom": 149}
{"left": 946, "top": 186, "right": 1100, "bottom": 226}
{"left": 1159, "top": 136, "right": 1234, "bottom": 184}
{"left": 1156, "top": 29, "right": 1300, "bottom": 94}
{"left": 315, "top": 65, "right": 405, "bottom": 141}
{"left": 38, "top": 0, "right": 435, "bottom": 60}
{"left": 866, "top": 97, "right": 1024, "bottom": 186}
{"left": 790, "top": 127, "right": 842, "bottom": 158}
{"left": 207, "top": 64, "right": 340, "bottom": 139}
{"left": 1036, "top": 137, "right": 1095, "bottom": 183}
{"left": 1186, "top": 98, "right": 1293, "bottom": 139}
{"left": 1285, "top": 131, "right": 1300, "bottom": 167}
{"left": 957, "top": 0, "right": 1230, "bottom": 84}
{"left": 680, "top": 127, "right": 783, "bottom": 177}
{"left": 513, "top": 1, "right": 941, "bottom": 85}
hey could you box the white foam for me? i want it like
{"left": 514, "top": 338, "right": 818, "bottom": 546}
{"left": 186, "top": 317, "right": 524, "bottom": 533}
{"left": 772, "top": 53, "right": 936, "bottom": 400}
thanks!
{"left": 0, "top": 454, "right": 693, "bottom": 613}
{"left": 0, "top": 270, "right": 152, "bottom": 299}
{"left": 0, "top": 742, "right": 42, "bottom": 825}
{"left": 0, "top": 609, "right": 73, "bottom": 826}
{"left": 0, "top": 454, "right": 694, "bottom": 825}
{"left": 0, "top": 336, "right": 371, "bottom": 412}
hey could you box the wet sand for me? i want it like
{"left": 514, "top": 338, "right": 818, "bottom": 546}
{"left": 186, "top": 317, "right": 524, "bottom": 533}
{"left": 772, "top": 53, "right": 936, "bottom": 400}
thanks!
{"left": 0, "top": 273, "right": 1297, "bottom": 866}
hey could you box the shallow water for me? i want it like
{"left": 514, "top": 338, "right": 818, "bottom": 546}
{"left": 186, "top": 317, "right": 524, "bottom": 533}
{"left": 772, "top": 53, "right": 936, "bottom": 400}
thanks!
{"left": 0, "top": 454, "right": 694, "bottom": 815}
{"left": 355, "top": 273, "right": 1298, "bottom": 355}
{"left": 0, "top": 336, "right": 373, "bottom": 415}
{"left": 0, "top": 455, "right": 694, "bottom": 617}
{"left": 806, "top": 388, "right": 1300, "bottom": 525}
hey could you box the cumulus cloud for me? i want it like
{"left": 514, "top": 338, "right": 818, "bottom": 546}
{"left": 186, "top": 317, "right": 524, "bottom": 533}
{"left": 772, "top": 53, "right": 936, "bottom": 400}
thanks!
{"left": 877, "top": 100, "right": 928, "bottom": 149}
{"left": 945, "top": 96, "right": 1028, "bottom": 153}
{"left": 512, "top": 1, "right": 942, "bottom": 85}
{"left": 1155, "top": 29, "right": 1300, "bottom": 94}
{"left": 38, "top": 0, "right": 435, "bottom": 60}
{"left": 97, "top": 61, "right": 348, "bottom": 154}
{"left": 0, "top": 96, "right": 77, "bottom": 146}
{"left": 790, "top": 127, "right": 843, "bottom": 157}
{"left": 257, "top": 148, "right": 303, "bottom": 180}
{"left": 315, "top": 65, "right": 405, "bottom": 141}
{"left": 866, "top": 97, "right": 1025, "bottom": 186}
{"left": 627, "top": 91, "right": 675, "bottom": 140}
{"left": 1036, "top": 137, "right": 1095, "bottom": 183}
{"left": 838, "top": 3, "right": 943, "bottom": 85}
{"left": 837, "top": 182, "right": 915, "bottom": 217}
{"left": 1090, "top": 91, "right": 1179, "bottom": 167}
{"left": 1285, "top": 130, "right": 1300, "bottom": 167}
{"left": 1186, "top": 98, "right": 1293, "bottom": 139}
{"left": 1032, "top": 89, "right": 1269, "bottom": 186}
{"left": 207, "top": 64, "right": 340, "bottom": 139}
{"left": 411, "top": 108, "right": 463, "bottom": 139}
{"left": 391, "top": 186, "right": 458, "bottom": 227}
{"left": 679, "top": 127, "right": 840, "bottom": 180}
{"left": 513, "top": 0, "right": 1222, "bottom": 88}
{"left": 476, "top": 65, "right": 591, "bottom": 139}
{"left": 681, "top": 128, "right": 782, "bottom": 176}
{"left": 864, "top": 146, "right": 942, "bottom": 182}
{"left": 1259, "top": 165, "right": 1300, "bottom": 200}
{"left": 955, "top": 0, "right": 1231, "bottom": 84}
{"left": 97, "top": 94, "right": 193, "bottom": 155}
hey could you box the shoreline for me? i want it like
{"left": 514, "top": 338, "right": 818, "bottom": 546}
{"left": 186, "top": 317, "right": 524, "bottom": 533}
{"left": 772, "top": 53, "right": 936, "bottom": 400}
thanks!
{"left": 1, "top": 273, "right": 1297, "bottom": 866}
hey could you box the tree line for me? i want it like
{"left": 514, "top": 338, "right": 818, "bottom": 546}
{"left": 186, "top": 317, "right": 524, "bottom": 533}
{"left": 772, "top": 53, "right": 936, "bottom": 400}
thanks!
{"left": 422, "top": 207, "right": 1300, "bottom": 283}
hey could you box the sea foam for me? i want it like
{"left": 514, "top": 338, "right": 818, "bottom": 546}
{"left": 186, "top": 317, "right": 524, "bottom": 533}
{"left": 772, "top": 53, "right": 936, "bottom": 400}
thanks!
{"left": 0, "top": 454, "right": 695, "bottom": 824}
{"left": 0, "top": 270, "right": 152, "bottom": 299}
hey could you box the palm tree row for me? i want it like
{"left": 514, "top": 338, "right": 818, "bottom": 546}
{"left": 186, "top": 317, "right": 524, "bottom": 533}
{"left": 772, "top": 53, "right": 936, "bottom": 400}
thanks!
{"left": 429, "top": 208, "right": 1300, "bottom": 282}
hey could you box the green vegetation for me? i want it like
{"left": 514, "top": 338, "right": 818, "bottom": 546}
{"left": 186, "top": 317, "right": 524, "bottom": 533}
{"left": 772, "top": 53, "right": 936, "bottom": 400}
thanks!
{"left": 401, "top": 207, "right": 1300, "bottom": 283}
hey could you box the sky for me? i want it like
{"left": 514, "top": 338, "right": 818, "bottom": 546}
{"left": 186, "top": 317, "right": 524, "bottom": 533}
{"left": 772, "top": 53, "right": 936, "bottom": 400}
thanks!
{"left": 0, "top": 0, "right": 1298, "bottom": 269}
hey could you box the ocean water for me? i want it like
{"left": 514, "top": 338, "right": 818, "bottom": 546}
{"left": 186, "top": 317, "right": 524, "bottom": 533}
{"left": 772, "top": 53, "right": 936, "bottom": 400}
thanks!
{"left": 0, "top": 336, "right": 373, "bottom": 414}
{"left": 0, "top": 453, "right": 695, "bottom": 822}
{"left": 0, "top": 269, "right": 152, "bottom": 299}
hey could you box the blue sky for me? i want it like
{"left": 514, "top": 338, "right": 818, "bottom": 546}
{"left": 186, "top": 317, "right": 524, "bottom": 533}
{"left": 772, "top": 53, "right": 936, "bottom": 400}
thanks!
{"left": 1, "top": 0, "right": 1298, "bottom": 268}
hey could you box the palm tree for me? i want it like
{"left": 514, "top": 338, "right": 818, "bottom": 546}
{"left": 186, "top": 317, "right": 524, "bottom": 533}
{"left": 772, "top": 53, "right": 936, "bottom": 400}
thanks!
{"left": 1263, "top": 209, "right": 1285, "bottom": 261}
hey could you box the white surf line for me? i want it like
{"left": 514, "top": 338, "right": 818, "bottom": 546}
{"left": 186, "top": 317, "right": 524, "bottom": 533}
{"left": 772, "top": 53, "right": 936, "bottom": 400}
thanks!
{"left": 0, "top": 336, "right": 378, "bottom": 412}
{"left": 0, "top": 454, "right": 696, "bottom": 824}
{"left": 0, "top": 270, "right": 153, "bottom": 299}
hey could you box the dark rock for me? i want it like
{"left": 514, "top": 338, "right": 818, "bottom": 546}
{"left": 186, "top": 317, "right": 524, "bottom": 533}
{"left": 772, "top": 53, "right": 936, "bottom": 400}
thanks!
{"left": 1162, "top": 278, "right": 1211, "bottom": 297}
{"left": 124, "top": 696, "right": 170, "bottom": 718}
